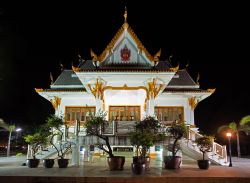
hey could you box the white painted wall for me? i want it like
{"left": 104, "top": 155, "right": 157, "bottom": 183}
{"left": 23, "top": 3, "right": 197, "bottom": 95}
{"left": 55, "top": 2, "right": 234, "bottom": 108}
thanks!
{"left": 58, "top": 93, "right": 96, "bottom": 115}
{"left": 104, "top": 89, "right": 147, "bottom": 119}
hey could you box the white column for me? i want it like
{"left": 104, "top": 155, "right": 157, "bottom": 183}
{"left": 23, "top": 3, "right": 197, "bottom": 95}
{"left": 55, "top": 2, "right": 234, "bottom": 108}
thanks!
{"left": 190, "top": 110, "right": 195, "bottom": 126}
{"left": 63, "top": 125, "right": 67, "bottom": 141}
{"left": 95, "top": 98, "right": 102, "bottom": 114}
{"left": 147, "top": 98, "right": 155, "bottom": 116}
{"left": 71, "top": 139, "right": 79, "bottom": 166}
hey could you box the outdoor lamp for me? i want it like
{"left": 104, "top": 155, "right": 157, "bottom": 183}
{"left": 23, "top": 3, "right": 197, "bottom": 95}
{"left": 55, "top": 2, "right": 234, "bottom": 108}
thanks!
{"left": 226, "top": 132, "right": 232, "bottom": 167}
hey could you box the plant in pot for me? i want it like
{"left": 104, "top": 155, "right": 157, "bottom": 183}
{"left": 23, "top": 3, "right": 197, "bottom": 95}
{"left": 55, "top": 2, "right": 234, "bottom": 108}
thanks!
{"left": 164, "top": 121, "right": 187, "bottom": 169}
{"left": 24, "top": 132, "right": 48, "bottom": 168}
{"left": 195, "top": 135, "right": 213, "bottom": 169}
{"left": 85, "top": 110, "right": 125, "bottom": 171}
{"left": 37, "top": 124, "right": 55, "bottom": 168}
{"left": 130, "top": 116, "right": 165, "bottom": 174}
{"left": 46, "top": 114, "right": 72, "bottom": 168}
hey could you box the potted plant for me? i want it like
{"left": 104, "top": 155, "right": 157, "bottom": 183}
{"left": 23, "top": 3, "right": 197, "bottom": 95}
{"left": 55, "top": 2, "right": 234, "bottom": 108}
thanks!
{"left": 164, "top": 121, "right": 187, "bottom": 169}
{"left": 195, "top": 135, "right": 213, "bottom": 169}
{"left": 37, "top": 124, "right": 55, "bottom": 168}
{"left": 85, "top": 110, "right": 125, "bottom": 171}
{"left": 130, "top": 116, "right": 165, "bottom": 174}
{"left": 46, "top": 114, "right": 71, "bottom": 168}
{"left": 24, "top": 132, "right": 48, "bottom": 168}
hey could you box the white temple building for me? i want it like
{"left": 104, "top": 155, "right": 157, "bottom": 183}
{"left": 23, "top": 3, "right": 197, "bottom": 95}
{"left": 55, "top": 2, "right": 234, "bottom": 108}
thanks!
{"left": 35, "top": 9, "right": 228, "bottom": 165}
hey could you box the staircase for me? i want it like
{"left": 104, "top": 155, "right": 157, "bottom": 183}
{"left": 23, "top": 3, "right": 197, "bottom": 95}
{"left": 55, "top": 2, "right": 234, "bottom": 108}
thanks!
{"left": 27, "top": 141, "right": 74, "bottom": 160}
{"left": 180, "top": 129, "right": 229, "bottom": 166}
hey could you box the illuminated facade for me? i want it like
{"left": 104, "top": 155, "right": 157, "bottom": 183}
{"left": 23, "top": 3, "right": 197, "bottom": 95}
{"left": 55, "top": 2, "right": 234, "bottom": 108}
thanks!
{"left": 35, "top": 9, "right": 220, "bottom": 162}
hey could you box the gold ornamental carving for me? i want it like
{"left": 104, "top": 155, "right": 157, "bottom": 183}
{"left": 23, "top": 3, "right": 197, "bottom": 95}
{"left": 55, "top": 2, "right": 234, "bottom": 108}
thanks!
{"left": 88, "top": 78, "right": 104, "bottom": 99}
{"left": 207, "top": 88, "right": 216, "bottom": 93}
{"left": 188, "top": 97, "right": 198, "bottom": 111}
{"left": 148, "top": 78, "right": 163, "bottom": 99}
{"left": 34, "top": 88, "right": 44, "bottom": 92}
{"left": 50, "top": 96, "right": 61, "bottom": 110}
{"left": 72, "top": 65, "right": 81, "bottom": 72}
{"left": 153, "top": 48, "right": 161, "bottom": 62}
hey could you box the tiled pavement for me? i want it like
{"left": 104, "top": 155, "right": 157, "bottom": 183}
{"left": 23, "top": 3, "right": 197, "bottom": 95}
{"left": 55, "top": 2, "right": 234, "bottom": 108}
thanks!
{"left": 0, "top": 156, "right": 250, "bottom": 183}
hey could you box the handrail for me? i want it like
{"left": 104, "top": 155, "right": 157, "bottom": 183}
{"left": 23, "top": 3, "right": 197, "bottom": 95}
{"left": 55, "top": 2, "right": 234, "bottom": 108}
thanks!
{"left": 188, "top": 128, "right": 227, "bottom": 162}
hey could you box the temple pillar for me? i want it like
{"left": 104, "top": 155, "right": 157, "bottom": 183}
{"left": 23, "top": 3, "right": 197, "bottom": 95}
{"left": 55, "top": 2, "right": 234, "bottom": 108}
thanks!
{"left": 188, "top": 97, "right": 199, "bottom": 126}
{"left": 95, "top": 98, "right": 102, "bottom": 114}
{"left": 71, "top": 139, "right": 79, "bottom": 166}
{"left": 147, "top": 97, "right": 155, "bottom": 116}
{"left": 71, "top": 120, "right": 80, "bottom": 166}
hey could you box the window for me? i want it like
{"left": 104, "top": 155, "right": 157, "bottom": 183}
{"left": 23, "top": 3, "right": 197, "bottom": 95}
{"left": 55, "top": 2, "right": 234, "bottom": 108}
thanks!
{"left": 65, "top": 106, "right": 95, "bottom": 126}
{"left": 109, "top": 106, "right": 140, "bottom": 121}
{"left": 155, "top": 106, "right": 184, "bottom": 125}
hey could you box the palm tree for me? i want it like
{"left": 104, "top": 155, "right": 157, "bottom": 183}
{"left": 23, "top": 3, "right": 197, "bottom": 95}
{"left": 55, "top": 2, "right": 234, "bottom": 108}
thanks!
{"left": 0, "top": 118, "right": 16, "bottom": 157}
{"left": 218, "top": 115, "right": 250, "bottom": 157}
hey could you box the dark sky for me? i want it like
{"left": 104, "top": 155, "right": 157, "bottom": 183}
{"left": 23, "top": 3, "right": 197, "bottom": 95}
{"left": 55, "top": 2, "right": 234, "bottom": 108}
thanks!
{"left": 0, "top": 1, "right": 250, "bottom": 135}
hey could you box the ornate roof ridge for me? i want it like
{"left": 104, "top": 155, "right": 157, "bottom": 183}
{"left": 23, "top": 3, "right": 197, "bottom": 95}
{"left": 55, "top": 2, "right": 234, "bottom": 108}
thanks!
{"left": 91, "top": 8, "right": 157, "bottom": 63}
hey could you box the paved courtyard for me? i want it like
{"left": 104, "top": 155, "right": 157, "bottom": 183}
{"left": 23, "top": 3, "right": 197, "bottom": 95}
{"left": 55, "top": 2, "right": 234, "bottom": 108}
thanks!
{"left": 0, "top": 156, "right": 250, "bottom": 182}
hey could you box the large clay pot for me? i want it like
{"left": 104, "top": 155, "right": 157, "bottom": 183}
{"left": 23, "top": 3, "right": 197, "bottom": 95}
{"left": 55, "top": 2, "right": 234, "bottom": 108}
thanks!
{"left": 107, "top": 156, "right": 125, "bottom": 170}
{"left": 43, "top": 159, "right": 54, "bottom": 168}
{"left": 131, "top": 162, "right": 146, "bottom": 175}
{"left": 57, "top": 159, "right": 69, "bottom": 168}
{"left": 197, "top": 160, "right": 210, "bottom": 169}
{"left": 133, "top": 156, "right": 150, "bottom": 170}
{"left": 27, "top": 159, "right": 40, "bottom": 168}
{"left": 164, "top": 156, "right": 181, "bottom": 169}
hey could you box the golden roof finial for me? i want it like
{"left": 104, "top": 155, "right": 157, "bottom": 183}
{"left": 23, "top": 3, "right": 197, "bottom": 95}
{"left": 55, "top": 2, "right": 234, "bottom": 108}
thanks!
{"left": 123, "top": 7, "right": 129, "bottom": 29}
{"left": 124, "top": 6, "right": 127, "bottom": 23}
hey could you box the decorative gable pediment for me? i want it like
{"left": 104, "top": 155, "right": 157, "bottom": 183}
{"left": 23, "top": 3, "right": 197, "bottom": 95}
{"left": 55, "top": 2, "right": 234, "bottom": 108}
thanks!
{"left": 90, "top": 8, "right": 161, "bottom": 69}
{"left": 101, "top": 30, "right": 153, "bottom": 67}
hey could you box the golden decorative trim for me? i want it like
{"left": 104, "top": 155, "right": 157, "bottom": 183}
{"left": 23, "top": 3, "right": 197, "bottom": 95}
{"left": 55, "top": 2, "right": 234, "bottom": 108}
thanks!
{"left": 92, "top": 11, "right": 156, "bottom": 63}
{"left": 153, "top": 48, "right": 161, "bottom": 62}
{"left": 188, "top": 97, "right": 198, "bottom": 111}
{"left": 34, "top": 88, "right": 44, "bottom": 92}
{"left": 88, "top": 78, "right": 104, "bottom": 99}
{"left": 196, "top": 72, "right": 200, "bottom": 85}
{"left": 169, "top": 64, "right": 179, "bottom": 72}
{"left": 127, "top": 27, "right": 154, "bottom": 62}
{"left": 144, "top": 98, "right": 147, "bottom": 111}
{"left": 37, "top": 89, "right": 85, "bottom": 92}
{"left": 207, "top": 88, "right": 216, "bottom": 93}
{"left": 98, "top": 26, "right": 124, "bottom": 62}
{"left": 72, "top": 65, "right": 81, "bottom": 72}
{"left": 102, "top": 99, "right": 105, "bottom": 110}
{"left": 50, "top": 96, "right": 61, "bottom": 110}
{"left": 124, "top": 7, "right": 127, "bottom": 23}
{"left": 148, "top": 78, "right": 164, "bottom": 98}
{"left": 164, "top": 90, "right": 213, "bottom": 93}
{"left": 50, "top": 72, "right": 54, "bottom": 85}
{"left": 90, "top": 48, "right": 98, "bottom": 61}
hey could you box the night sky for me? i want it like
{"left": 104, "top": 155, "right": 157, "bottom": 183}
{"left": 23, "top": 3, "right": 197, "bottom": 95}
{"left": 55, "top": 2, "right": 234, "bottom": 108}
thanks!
{"left": 0, "top": 1, "right": 250, "bottom": 141}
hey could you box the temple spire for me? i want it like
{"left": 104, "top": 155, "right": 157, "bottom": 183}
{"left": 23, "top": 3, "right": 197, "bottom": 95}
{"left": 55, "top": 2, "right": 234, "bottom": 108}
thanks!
{"left": 124, "top": 7, "right": 127, "bottom": 23}
{"left": 123, "top": 7, "right": 129, "bottom": 29}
